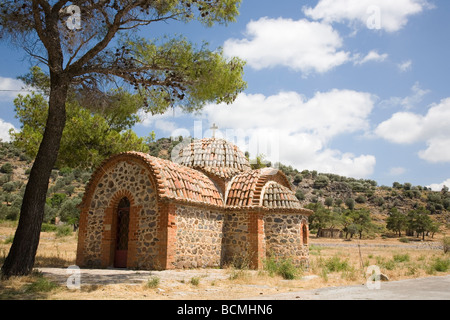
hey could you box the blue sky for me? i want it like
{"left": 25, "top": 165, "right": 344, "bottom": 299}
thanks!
{"left": 1, "top": 0, "right": 450, "bottom": 189}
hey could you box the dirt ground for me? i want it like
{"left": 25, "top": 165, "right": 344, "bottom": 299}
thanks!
{"left": 1, "top": 222, "right": 449, "bottom": 300}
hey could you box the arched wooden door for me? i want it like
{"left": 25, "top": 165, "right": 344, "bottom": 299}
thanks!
{"left": 114, "top": 198, "right": 130, "bottom": 268}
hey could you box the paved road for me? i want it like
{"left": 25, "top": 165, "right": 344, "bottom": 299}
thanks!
{"left": 247, "top": 275, "right": 450, "bottom": 300}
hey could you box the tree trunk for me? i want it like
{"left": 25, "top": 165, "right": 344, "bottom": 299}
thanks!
{"left": 1, "top": 75, "right": 68, "bottom": 278}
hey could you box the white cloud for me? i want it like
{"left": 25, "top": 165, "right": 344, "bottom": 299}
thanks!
{"left": 428, "top": 178, "right": 450, "bottom": 191}
{"left": 380, "top": 82, "right": 430, "bottom": 110}
{"left": 138, "top": 108, "right": 181, "bottom": 134}
{"left": 0, "top": 77, "right": 29, "bottom": 100}
{"left": 398, "top": 60, "right": 413, "bottom": 72}
{"left": 303, "top": 0, "right": 432, "bottom": 32}
{"left": 0, "top": 119, "right": 17, "bottom": 142}
{"left": 354, "top": 50, "right": 388, "bottom": 65}
{"left": 375, "top": 97, "right": 450, "bottom": 162}
{"left": 200, "top": 89, "right": 376, "bottom": 178}
{"left": 223, "top": 17, "right": 350, "bottom": 75}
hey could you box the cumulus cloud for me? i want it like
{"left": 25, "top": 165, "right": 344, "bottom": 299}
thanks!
{"left": 200, "top": 89, "right": 376, "bottom": 178}
{"left": 303, "top": 0, "right": 432, "bottom": 32}
{"left": 398, "top": 60, "right": 413, "bottom": 72}
{"left": 375, "top": 97, "right": 450, "bottom": 162}
{"left": 0, "top": 119, "right": 17, "bottom": 142}
{"left": 354, "top": 50, "right": 389, "bottom": 65}
{"left": 223, "top": 17, "right": 350, "bottom": 75}
{"left": 380, "top": 82, "right": 430, "bottom": 110}
{"left": 428, "top": 178, "right": 450, "bottom": 191}
{"left": 138, "top": 108, "right": 180, "bottom": 134}
{"left": 0, "top": 76, "right": 29, "bottom": 100}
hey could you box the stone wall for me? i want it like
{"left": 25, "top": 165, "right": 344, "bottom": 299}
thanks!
{"left": 264, "top": 213, "right": 309, "bottom": 266}
{"left": 78, "top": 160, "right": 159, "bottom": 268}
{"left": 221, "top": 211, "right": 250, "bottom": 267}
{"left": 173, "top": 205, "right": 224, "bottom": 268}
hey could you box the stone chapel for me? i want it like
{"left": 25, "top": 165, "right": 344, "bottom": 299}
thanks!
{"left": 76, "top": 138, "right": 312, "bottom": 270}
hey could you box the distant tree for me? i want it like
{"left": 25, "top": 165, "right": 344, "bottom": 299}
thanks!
{"left": 293, "top": 174, "right": 303, "bottom": 185}
{"left": 308, "top": 204, "right": 330, "bottom": 238}
{"left": 58, "top": 198, "right": 82, "bottom": 230}
{"left": 324, "top": 197, "right": 333, "bottom": 208}
{"left": 345, "top": 198, "right": 355, "bottom": 210}
{"left": 351, "top": 209, "right": 374, "bottom": 239}
{"left": 295, "top": 190, "right": 305, "bottom": 201}
{"left": 408, "top": 208, "right": 433, "bottom": 241}
{"left": 313, "top": 175, "right": 329, "bottom": 189}
{"left": 355, "top": 194, "right": 367, "bottom": 204}
{"left": 334, "top": 198, "right": 343, "bottom": 207}
{"left": 386, "top": 207, "right": 408, "bottom": 237}
{"left": 393, "top": 182, "right": 402, "bottom": 189}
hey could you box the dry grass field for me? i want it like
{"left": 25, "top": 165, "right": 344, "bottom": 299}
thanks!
{"left": 0, "top": 221, "right": 449, "bottom": 300}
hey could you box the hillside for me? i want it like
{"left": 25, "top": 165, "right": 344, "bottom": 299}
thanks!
{"left": 1, "top": 139, "right": 449, "bottom": 236}
{"left": 0, "top": 142, "right": 89, "bottom": 226}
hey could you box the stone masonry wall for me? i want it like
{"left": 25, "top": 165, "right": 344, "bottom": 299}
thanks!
{"left": 264, "top": 213, "right": 309, "bottom": 266}
{"left": 173, "top": 205, "right": 224, "bottom": 268}
{"left": 81, "top": 160, "right": 159, "bottom": 268}
{"left": 221, "top": 211, "right": 250, "bottom": 267}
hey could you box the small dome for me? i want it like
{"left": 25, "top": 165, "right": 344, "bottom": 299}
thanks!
{"left": 173, "top": 138, "right": 251, "bottom": 180}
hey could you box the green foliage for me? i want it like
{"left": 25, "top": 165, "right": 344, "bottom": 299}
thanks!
{"left": 25, "top": 273, "right": 59, "bottom": 293}
{"left": 146, "top": 276, "right": 160, "bottom": 288}
{"left": 10, "top": 90, "right": 149, "bottom": 169}
{"left": 55, "top": 225, "right": 72, "bottom": 238}
{"left": 323, "top": 256, "right": 351, "bottom": 272}
{"left": 128, "top": 35, "right": 246, "bottom": 113}
{"left": 429, "top": 257, "right": 450, "bottom": 272}
{"left": 264, "top": 256, "right": 301, "bottom": 280}
{"left": 393, "top": 253, "right": 410, "bottom": 263}
{"left": 386, "top": 207, "right": 408, "bottom": 237}
{"left": 58, "top": 198, "right": 82, "bottom": 226}
{"left": 345, "top": 198, "right": 355, "bottom": 210}
{"left": 190, "top": 277, "right": 200, "bottom": 286}
{"left": 313, "top": 175, "right": 329, "bottom": 189}
{"left": 355, "top": 195, "right": 367, "bottom": 204}
{"left": 295, "top": 190, "right": 305, "bottom": 201}
{"left": 0, "top": 163, "right": 13, "bottom": 174}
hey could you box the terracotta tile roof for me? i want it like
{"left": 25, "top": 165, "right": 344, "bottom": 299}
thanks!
{"left": 173, "top": 138, "right": 251, "bottom": 180}
{"left": 261, "top": 181, "right": 303, "bottom": 210}
{"left": 81, "top": 152, "right": 224, "bottom": 208}
{"left": 225, "top": 167, "right": 297, "bottom": 208}
{"left": 81, "top": 151, "right": 311, "bottom": 215}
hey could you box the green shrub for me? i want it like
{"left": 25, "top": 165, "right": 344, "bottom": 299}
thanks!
{"left": 264, "top": 256, "right": 301, "bottom": 280}
{"left": 430, "top": 257, "right": 450, "bottom": 272}
{"left": 277, "top": 259, "right": 299, "bottom": 280}
{"left": 55, "top": 225, "right": 72, "bottom": 237}
{"left": 190, "top": 277, "right": 200, "bottom": 286}
{"left": 324, "top": 256, "right": 350, "bottom": 272}
{"left": 393, "top": 253, "right": 410, "bottom": 263}
{"left": 0, "top": 163, "right": 13, "bottom": 174}
{"left": 25, "top": 273, "right": 59, "bottom": 293}
{"left": 41, "top": 223, "right": 57, "bottom": 232}
{"left": 146, "top": 276, "right": 160, "bottom": 288}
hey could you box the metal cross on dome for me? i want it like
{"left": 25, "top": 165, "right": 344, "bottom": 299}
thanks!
{"left": 210, "top": 123, "right": 219, "bottom": 138}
